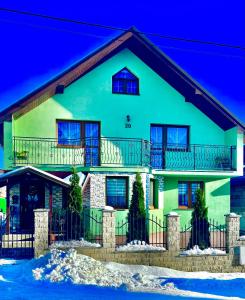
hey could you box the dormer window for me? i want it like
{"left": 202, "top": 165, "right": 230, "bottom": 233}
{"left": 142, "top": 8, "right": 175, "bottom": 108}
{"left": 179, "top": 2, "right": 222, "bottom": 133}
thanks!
{"left": 112, "top": 68, "right": 139, "bottom": 95}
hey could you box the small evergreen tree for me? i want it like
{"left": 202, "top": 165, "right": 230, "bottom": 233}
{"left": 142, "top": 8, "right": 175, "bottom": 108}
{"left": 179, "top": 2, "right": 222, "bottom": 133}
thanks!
{"left": 68, "top": 167, "right": 82, "bottom": 213}
{"left": 127, "top": 173, "right": 148, "bottom": 243}
{"left": 66, "top": 167, "right": 82, "bottom": 240}
{"left": 189, "top": 188, "right": 210, "bottom": 250}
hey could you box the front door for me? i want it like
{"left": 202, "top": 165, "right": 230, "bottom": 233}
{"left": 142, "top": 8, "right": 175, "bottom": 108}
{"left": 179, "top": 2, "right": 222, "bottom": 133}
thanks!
{"left": 20, "top": 180, "right": 44, "bottom": 232}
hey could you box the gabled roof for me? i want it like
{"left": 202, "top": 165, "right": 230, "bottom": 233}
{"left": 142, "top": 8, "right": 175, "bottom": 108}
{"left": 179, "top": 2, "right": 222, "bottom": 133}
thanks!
{"left": 0, "top": 166, "right": 70, "bottom": 188}
{"left": 0, "top": 27, "right": 244, "bottom": 131}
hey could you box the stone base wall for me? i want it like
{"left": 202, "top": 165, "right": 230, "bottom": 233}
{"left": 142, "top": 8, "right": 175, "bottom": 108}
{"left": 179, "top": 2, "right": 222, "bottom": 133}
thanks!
{"left": 72, "top": 247, "right": 245, "bottom": 273}
{"left": 82, "top": 173, "right": 148, "bottom": 208}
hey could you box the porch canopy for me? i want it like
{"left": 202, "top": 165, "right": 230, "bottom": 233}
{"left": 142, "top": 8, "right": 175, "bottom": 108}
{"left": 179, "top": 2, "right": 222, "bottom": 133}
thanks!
{"left": 0, "top": 166, "right": 70, "bottom": 188}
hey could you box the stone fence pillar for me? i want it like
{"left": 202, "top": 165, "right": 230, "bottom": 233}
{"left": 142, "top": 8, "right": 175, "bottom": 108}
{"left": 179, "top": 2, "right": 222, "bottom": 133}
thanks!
{"left": 34, "top": 209, "right": 49, "bottom": 258}
{"left": 226, "top": 213, "right": 240, "bottom": 253}
{"left": 102, "top": 208, "right": 116, "bottom": 249}
{"left": 166, "top": 212, "right": 180, "bottom": 252}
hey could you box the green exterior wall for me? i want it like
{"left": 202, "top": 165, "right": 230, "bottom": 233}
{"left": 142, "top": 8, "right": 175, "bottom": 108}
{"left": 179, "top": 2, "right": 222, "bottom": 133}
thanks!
{"left": 163, "top": 176, "right": 230, "bottom": 227}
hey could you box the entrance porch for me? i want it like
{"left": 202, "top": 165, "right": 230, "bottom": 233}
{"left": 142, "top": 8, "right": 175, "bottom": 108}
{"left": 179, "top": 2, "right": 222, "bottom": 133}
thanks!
{"left": 0, "top": 166, "right": 70, "bottom": 234}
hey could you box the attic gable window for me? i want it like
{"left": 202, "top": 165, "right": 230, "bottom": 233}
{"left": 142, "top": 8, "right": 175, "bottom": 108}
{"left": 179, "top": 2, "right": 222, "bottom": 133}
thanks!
{"left": 112, "top": 68, "right": 139, "bottom": 95}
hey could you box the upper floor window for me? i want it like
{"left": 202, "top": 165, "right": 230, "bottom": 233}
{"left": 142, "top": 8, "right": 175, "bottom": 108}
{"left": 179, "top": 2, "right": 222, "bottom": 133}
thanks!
{"left": 57, "top": 120, "right": 99, "bottom": 146}
{"left": 112, "top": 68, "right": 139, "bottom": 95}
{"left": 57, "top": 121, "right": 81, "bottom": 146}
{"left": 151, "top": 125, "right": 189, "bottom": 148}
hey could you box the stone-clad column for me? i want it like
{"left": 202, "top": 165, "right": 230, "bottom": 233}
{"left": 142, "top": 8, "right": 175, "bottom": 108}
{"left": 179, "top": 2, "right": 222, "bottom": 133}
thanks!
{"left": 34, "top": 209, "right": 49, "bottom": 258}
{"left": 226, "top": 213, "right": 240, "bottom": 253}
{"left": 166, "top": 212, "right": 180, "bottom": 252}
{"left": 102, "top": 208, "right": 116, "bottom": 249}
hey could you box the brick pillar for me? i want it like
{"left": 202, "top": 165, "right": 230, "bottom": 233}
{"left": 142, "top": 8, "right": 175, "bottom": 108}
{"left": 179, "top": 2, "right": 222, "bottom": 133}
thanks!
{"left": 226, "top": 213, "right": 240, "bottom": 253}
{"left": 166, "top": 212, "right": 180, "bottom": 252}
{"left": 34, "top": 209, "right": 49, "bottom": 258}
{"left": 102, "top": 208, "right": 116, "bottom": 249}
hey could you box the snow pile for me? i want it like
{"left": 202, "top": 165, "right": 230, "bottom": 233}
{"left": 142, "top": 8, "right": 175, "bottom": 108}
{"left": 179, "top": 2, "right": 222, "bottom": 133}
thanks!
{"left": 228, "top": 213, "right": 239, "bottom": 217}
{"left": 104, "top": 206, "right": 114, "bottom": 211}
{"left": 181, "top": 245, "right": 226, "bottom": 256}
{"left": 167, "top": 211, "right": 179, "bottom": 216}
{"left": 50, "top": 238, "right": 101, "bottom": 249}
{"left": 116, "top": 240, "right": 166, "bottom": 252}
{"left": 32, "top": 248, "right": 172, "bottom": 291}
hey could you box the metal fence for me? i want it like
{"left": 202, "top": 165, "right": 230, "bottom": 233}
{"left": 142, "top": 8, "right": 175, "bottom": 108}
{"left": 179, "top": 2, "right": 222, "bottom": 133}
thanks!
{"left": 180, "top": 218, "right": 226, "bottom": 251}
{"left": 49, "top": 209, "right": 103, "bottom": 246}
{"left": 0, "top": 215, "right": 34, "bottom": 258}
{"left": 116, "top": 213, "right": 167, "bottom": 249}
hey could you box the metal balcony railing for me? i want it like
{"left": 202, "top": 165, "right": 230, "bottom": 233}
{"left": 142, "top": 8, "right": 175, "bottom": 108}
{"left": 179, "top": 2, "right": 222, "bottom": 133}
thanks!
{"left": 12, "top": 137, "right": 236, "bottom": 171}
{"left": 13, "top": 137, "right": 151, "bottom": 168}
{"left": 151, "top": 143, "right": 236, "bottom": 171}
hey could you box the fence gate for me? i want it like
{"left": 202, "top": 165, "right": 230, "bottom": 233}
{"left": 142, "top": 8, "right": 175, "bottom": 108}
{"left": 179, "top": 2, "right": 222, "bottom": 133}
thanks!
{"left": 0, "top": 215, "right": 34, "bottom": 258}
{"left": 116, "top": 213, "right": 167, "bottom": 249}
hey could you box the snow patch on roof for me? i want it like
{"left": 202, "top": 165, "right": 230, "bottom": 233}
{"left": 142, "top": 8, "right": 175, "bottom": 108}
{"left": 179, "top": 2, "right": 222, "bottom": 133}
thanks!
{"left": 63, "top": 172, "right": 85, "bottom": 186}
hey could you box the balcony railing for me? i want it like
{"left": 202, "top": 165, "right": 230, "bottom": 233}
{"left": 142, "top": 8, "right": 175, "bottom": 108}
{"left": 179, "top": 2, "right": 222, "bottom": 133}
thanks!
{"left": 12, "top": 137, "right": 236, "bottom": 171}
{"left": 151, "top": 143, "right": 236, "bottom": 171}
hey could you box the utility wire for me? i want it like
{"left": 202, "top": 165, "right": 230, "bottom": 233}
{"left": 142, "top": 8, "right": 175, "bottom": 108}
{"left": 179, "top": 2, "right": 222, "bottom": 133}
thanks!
{"left": 0, "top": 6, "right": 245, "bottom": 51}
{"left": 1, "top": 17, "right": 245, "bottom": 60}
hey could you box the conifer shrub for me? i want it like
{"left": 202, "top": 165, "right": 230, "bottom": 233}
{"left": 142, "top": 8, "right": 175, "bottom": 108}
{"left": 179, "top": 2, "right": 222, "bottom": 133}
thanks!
{"left": 127, "top": 173, "right": 149, "bottom": 243}
{"left": 188, "top": 188, "right": 210, "bottom": 250}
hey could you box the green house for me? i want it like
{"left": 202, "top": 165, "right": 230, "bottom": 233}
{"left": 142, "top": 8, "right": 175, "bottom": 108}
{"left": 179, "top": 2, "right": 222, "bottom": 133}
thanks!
{"left": 0, "top": 28, "right": 244, "bottom": 231}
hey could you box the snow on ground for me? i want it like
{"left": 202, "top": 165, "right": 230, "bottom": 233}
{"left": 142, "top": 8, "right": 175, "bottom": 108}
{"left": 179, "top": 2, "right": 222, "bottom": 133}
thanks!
{"left": 180, "top": 245, "right": 226, "bottom": 256}
{"left": 1, "top": 250, "right": 245, "bottom": 299}
{"left": 31, "top": 249, "right": 245, "bottom": 299}
{"left": 116, "top": 240, "right": 166, "bottom": 252}
{"left": 0, "top": 259, "right": 17, "bottom": 265}
{"left": 50, "top": 238, "right": 101, "bottom": 249}
{"left": 105, "top": 261, "right": 245, "bottom": 281}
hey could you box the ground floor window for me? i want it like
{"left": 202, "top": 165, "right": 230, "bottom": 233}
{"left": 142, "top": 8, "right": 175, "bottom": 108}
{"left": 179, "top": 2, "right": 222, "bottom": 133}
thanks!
{"left": 178, "top": 181, "right": 203, "bottom": 209}
{"left": 106, "top": 177, "right": 128, "bottom": 209}
{"left": 149, "top": 179, "right": 158, "bottom": 209}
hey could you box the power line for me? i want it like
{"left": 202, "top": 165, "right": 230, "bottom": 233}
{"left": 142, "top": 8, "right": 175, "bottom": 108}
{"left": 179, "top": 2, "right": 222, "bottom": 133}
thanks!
{"left": 1, "top": 17, "right": 245, "bottom": 60}
{"left": 0, "top": 6, "right": 245, "bottom": 51}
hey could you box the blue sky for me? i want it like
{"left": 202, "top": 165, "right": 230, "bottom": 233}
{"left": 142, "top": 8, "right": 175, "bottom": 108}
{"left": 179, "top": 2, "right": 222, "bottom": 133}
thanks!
{"left": 0, "top": 0, "right": 245, "bottom": 167}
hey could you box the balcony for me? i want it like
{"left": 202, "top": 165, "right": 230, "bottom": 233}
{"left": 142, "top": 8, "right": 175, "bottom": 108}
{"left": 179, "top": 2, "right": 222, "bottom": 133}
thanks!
{"left": 12, "top": 137, "right": 236, "bottom": 171}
